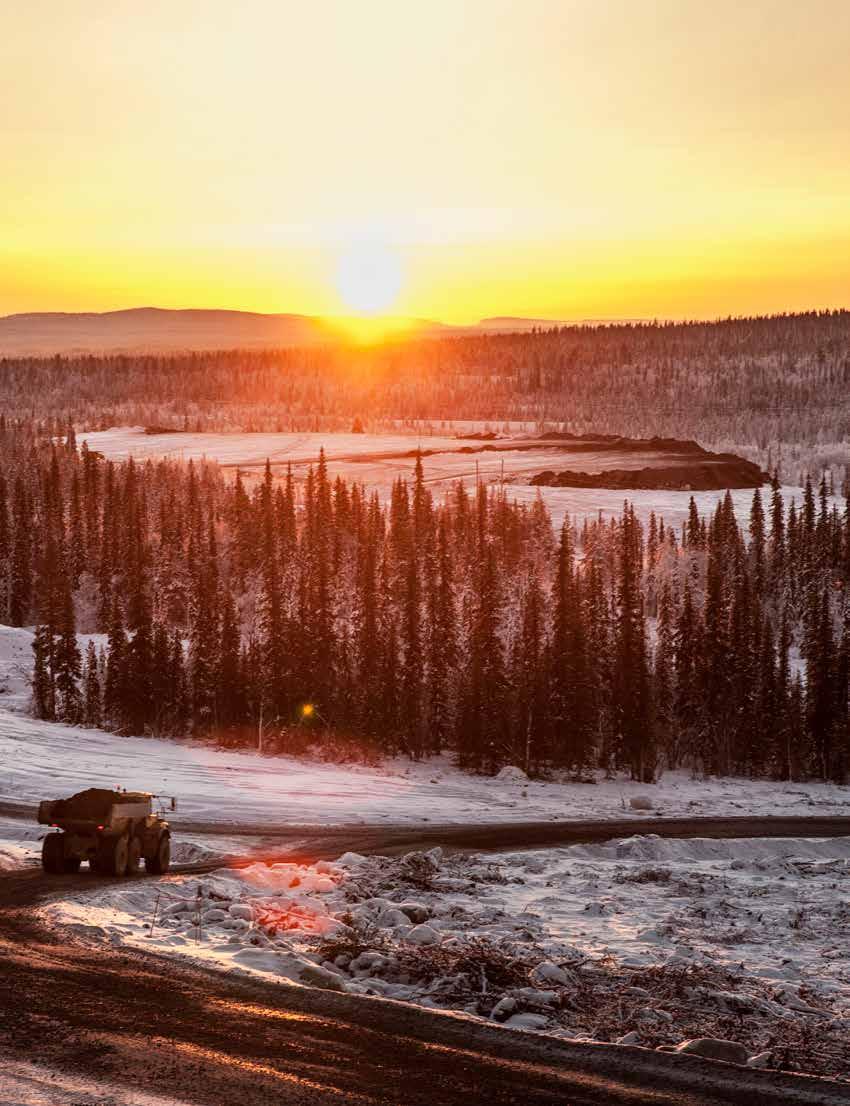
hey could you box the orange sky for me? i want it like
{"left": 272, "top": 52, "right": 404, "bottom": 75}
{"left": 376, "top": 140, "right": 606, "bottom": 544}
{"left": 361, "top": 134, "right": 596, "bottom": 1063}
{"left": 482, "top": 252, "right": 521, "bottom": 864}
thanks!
{"left": 3, "top": 1, "right": 849, "bottom": 323}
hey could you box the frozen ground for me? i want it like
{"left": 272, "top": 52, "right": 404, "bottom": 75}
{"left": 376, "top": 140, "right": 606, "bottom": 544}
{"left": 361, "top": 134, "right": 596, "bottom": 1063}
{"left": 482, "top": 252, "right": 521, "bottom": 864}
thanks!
{"left": 53, "top": 835, "right": 850, "bottom": 1077}
{"left": 0, "top": 1062, "right": 191, "bottom": 1106}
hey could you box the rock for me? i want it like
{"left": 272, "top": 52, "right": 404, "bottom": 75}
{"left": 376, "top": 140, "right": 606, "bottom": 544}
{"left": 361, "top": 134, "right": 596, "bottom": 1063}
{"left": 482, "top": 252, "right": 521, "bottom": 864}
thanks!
{"left": 673, "top": 1038, "right": 749, "bottom": 1065}
{"left": 396, "top": 902, "right": 430, "bottom": 924}
{"left": 747, "top": 1051, "right": 773, "bottom": 1069}
{"left": 297, "top": 963, "right": 346, "bottom": 991}
{"left": 432, "top": 876, "right": 475, "bottom": 892}
{"left": 504, "top": 1012, "right": 548, "bottom": 1030}
{"left": 490, "top": 996, "right": 517, "bottom": 1021}
{"left": 314, "top": 917, "right": 352, "bottom": 938}
{"left": 512, "top": 988, "right": 558, "bottom": 1005}
{"left": 201, "top": 908, "right": 228, "bottom": 923}
{"left": 376, "top": 908, "right": 411, "bottom": 928}
{"left": 228, "top": 903, "right": 254, "bottom": 921}
{"left": 531, "top": 961, "right": 570, "bottom": 986}
{"left": 615, "top": 1031, "right": 640, "bottom": 1046}
{"left": 496, "top": 765, "right": 528, "bottom": 781}
{"left": 162, "top": 901, "right": 191, "bottom": 918}
{"left": 350, "top": 951, "right": 387, "bottom": 971}
{"left": 405, "top": 924, "right": 440, "bottom": 946}
{"left": 629, "top": 795, "right": 654, "bottom": 811}
{"left": 337, "top": 852, "right": 367, "bottom": 868}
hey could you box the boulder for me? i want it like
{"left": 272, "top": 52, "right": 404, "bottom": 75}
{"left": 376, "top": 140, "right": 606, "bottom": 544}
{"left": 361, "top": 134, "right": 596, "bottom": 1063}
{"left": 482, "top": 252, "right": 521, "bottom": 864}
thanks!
{"left": 298, "top": 962, "right": 346, "bottom": 992}
{"left": 629, "top": 795, "right": 654, "bottom": 811}
{"left": 673, "top": 1038, "right": 749, "bottom": 1065}
{"left": 495, "top": 765, "right": 528, "bottom": 782}
{"left": 531, "top": 961, "right": 570, "bottom": 986}
{"left": 336, "top": 852, "right": 367, "bottom": 868}
{"left": 376, "top": 908, "right": 411, "bottom": 929}
{"left": 615, "top": 1031, "right": 640, "bottom": 1046}
{"left": 490, "top": 995, "right": 518, "bottom": 1021}
{"left": 405, "top": 924, "right": 440, "bottom": 946}
{"left": 396, "top": 902, "right": 430, "bottom": 924}
{"left": 504, "top": 1012, "right": 548, "bottom": 1030}
{"left": 350, "top": 951, "right": 387, "bottom": 972}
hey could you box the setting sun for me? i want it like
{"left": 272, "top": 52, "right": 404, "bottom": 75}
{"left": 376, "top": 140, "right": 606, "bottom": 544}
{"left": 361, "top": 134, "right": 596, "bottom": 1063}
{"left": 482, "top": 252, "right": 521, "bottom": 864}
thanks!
{"left": 335, "top": 241, "right": 403, "bottom": 316}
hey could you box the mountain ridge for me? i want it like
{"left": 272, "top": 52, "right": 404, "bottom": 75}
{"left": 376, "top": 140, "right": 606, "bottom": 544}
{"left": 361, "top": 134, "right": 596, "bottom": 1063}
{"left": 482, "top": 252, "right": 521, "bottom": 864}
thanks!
{"left": 0, "top": 306, "right": 588, "bottom": 355}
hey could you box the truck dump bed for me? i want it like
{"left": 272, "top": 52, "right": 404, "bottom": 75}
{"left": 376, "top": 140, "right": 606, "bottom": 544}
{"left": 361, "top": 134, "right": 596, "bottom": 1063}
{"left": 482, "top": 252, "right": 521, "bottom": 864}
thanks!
{"left": 38, "top": 788, "right": 152, "bottom": 827}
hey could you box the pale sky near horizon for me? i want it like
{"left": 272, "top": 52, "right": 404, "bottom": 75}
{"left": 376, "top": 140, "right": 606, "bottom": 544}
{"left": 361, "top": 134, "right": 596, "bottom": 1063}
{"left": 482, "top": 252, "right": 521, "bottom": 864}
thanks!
{"left": 2, "top": 1, "right": 849, "bottom": 323}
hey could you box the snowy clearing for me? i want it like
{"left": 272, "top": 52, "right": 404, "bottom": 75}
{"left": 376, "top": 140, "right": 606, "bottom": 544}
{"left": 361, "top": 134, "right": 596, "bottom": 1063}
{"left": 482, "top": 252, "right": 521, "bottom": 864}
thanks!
{"left": 53, "top": 834, "right": 850, "bottom": 1078}
{"left": 77, "top": 426, "right": 816, "bottom": 530}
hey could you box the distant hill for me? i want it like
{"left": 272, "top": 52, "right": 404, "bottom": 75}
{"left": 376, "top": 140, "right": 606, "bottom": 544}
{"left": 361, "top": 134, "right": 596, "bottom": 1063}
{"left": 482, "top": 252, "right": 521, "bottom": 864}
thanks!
{"left": 0, "top": 307, "right": 460, "bottom": 356}
{"left": 0, "top": 306, "right": 640, "bottom": 356}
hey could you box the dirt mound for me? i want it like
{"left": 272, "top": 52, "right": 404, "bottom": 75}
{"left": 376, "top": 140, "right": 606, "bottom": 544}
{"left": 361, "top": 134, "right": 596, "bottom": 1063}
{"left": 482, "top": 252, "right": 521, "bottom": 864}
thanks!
{"left": 528, "top": 439, "right": 767, "bottom": 491}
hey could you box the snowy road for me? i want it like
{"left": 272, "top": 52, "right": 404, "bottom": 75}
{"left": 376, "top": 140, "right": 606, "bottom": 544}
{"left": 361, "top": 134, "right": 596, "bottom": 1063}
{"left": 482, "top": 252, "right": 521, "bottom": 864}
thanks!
{"left": 3, "top": 852, "right": 850, "bottom": 1106}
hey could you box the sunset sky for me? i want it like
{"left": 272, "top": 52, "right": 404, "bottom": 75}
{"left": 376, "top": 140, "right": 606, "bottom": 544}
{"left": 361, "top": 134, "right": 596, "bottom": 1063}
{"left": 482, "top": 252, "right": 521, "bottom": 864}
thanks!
{"left": 3, "top": 1, "right": 849, "bottom": 323}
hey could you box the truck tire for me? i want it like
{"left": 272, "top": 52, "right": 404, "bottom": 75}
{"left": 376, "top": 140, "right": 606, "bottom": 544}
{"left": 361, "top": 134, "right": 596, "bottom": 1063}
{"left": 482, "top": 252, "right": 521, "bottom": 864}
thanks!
{"left": 63, "top": 857, "right": 82, "bottom": 873}
{"left": 126, "top": 836, "right": 142, "bottom": 875}
{"left": 42, "top": 833, "right": 64, "bottom": 874}
{"left": 97, "top": 835, "right": 129, "bottom": 876}
{"left": 146, "top": 833, "right": 171, "bottom": 875}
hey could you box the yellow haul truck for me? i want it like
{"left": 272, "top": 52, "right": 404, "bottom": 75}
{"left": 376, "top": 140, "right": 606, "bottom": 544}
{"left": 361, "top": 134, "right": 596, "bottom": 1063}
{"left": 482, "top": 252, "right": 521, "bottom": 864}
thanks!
{"left": 38, "top": 788, "right": 173, "bottom": 875}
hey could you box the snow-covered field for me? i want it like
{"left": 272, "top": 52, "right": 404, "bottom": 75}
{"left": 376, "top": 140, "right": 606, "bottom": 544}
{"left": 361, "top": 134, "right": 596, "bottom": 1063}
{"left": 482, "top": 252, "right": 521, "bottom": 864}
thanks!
{"left": 55, "top": 835, "right": 850, "bottom": 1076}
{"left": 4, "top": 705, "right": 850, "bottom": 833}
{"left": 78, "top": 425, "right": 816, "bottom": 531}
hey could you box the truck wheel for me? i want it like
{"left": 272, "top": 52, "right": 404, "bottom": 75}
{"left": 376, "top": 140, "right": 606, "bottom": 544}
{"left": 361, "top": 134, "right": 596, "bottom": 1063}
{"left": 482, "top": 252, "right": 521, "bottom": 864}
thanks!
{"left": 63, "top": 857, "right": 82, "bottom": 873}
{"left": 126, "top": 836, "right": 142, "bottom": 875}
{"left": 42, "top": 833, "right": 64, "bottom": 874}
{"left": 146, "top": 833, "right": 171, "bottom": 875}
{"left": 97, "top": 835, "right": 129, "bottom": 876}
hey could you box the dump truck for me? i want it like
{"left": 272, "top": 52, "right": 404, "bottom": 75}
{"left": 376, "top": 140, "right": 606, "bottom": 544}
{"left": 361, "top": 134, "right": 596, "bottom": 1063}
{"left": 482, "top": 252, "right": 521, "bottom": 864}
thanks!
{"left": 38, "top": 788, "right": 173, "bottom": 876}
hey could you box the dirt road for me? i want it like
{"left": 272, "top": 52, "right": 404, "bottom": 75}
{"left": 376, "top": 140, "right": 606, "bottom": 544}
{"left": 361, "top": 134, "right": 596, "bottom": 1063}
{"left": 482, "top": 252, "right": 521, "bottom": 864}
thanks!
{"left": 3, "top": 818, "right": 850, "bottom": 1105}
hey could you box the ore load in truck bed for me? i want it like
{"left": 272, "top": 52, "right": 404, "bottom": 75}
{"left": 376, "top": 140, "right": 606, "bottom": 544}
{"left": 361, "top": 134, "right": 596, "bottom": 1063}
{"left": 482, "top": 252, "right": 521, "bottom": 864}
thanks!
{"left": 48, "top": 788, "right": 151, "bottom": 822}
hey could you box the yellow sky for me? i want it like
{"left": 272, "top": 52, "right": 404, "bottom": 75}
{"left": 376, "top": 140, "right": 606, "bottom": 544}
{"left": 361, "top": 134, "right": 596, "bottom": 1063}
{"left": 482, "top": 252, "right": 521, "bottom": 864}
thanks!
{"left": 3, "top": 1, "right": 849, "bottom": 322}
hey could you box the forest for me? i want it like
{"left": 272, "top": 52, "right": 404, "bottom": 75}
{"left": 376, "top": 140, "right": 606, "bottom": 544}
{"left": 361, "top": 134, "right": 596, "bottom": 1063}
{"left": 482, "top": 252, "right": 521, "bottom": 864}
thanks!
{"left": 1, "top": 310, "right": 849, "bottom": 483}
{"left": 2, "top": 416, "right": 848, "bottom": 783}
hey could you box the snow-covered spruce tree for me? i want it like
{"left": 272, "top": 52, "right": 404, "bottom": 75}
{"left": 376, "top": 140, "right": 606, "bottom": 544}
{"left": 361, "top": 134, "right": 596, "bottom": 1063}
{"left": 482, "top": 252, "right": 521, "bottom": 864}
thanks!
{"left": 83, "top": 640, "right": 101, "bottom": 728}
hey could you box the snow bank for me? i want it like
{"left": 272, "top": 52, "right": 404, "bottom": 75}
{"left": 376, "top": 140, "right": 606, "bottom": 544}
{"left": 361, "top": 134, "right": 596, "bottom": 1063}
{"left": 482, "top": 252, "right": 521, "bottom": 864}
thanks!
{"left": 52, "top": 835, "right": 850, "bottom": 1078}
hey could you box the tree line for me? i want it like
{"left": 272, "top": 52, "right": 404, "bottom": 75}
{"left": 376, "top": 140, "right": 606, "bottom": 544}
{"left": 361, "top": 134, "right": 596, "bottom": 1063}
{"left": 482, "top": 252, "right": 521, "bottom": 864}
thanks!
{"left": 1, "top": 417, "right": 848, "bottom": 781}
{"left": 1, "top": 309, "right": 849, "bottom": 484}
